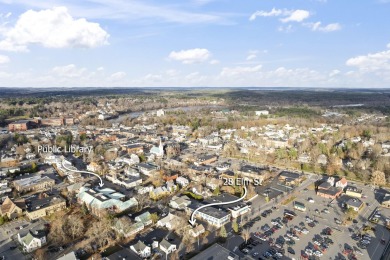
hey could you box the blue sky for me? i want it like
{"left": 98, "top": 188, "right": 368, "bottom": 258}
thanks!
{"left": 0, "top": 0, "right": 389, "bottom": 88}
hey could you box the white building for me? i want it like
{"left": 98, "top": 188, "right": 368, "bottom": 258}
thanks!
{"left": 255, "top": 110, "right": 269, "bottom": 116}
{"left": 130, "top": 241, "right": 151, "bottom": 258}
{"left": 176, "top": 176, "right": 189, "bottom": 187}
{"left": 156, "top": 109, "right": 165, "bottom": 117}
{"left": 159, "top": 239, "right": 176, "bottom": 254}
{"left": 18, "top": 230, "right": 46, "bottom": 253}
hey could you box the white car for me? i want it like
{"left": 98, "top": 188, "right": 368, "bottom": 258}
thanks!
{"left": 308, "top": 198, "right": 315, "bottom": 203}
{"left": 315, "top": 251, "right": 323, "bottom": 257}
{"left": 292, "top": 236, "right": 300, "bottom": 241}
{"left": 314, "top": 241, "right": 321, "bottom": 246}
{"left": 301, "top": 228, "right": 309, "bottom": 234}
{"left": 361, "top": 240, "right": 370, "bottom": 245}
{"left": 362, "top": 235, "right": 371, "bottom": 240}
{"left": 305, "top": 249, "right": 313, "bottom": 256}
{"left": 275, "top": 253, "right": 283, "bottom": 258}
{"left": 284, "top": 235, "right": 291, "bottom": 241}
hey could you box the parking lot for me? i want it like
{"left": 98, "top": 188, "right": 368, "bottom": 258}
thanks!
{"left": 225, "top": 177, "right": 390, "bottom": 260}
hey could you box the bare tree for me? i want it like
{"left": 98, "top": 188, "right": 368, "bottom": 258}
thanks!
{"left": 241, "top": 228, "right": 250, "bottom": 244}
{"left": 371, "top": 171, "right": 386, "bottom": 186}
{"left": 65, "top": 215, "right": 85, "bottom": 239}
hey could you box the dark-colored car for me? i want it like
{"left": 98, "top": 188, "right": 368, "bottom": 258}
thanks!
{"left": 287, "top": 247, "right": 295, "bottom": 254}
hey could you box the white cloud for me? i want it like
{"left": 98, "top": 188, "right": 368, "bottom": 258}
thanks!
{"left": 387, "top": 43, "right": 390, "bottom": 48}
{"left": 280, "top": 10, "right": 310, "bottom": 23}
{"left": 250, "top": 8, "right": 310, "bottom": 23}
{"left": 346, "top": 47, "right": 390, "bottom": 72}
{"left": 1, "top": 0, "right": 227, "bottom": 25}
{"left": 329, "top": 69, "right": 340, "bottom": 77}
{"left": 52, "top": 64, "right": 86, "bottom": 78}
{"left": 220, "top": 64, "right": 262, "bottom": 77}
{"left": 165, "top": 69, "right": 179, "bottom": 77}
{"left": 108, "top": 71, "right": 126, "bottom": 81}
{"left": 0, "top": 54, "right": 10, "bottom": 64}
{"left": 209, "top": 59, "right": 219, "bottom": 65}
{"left": 168, "top": 48, "right": 211, "bottom": 64}
{"left": 305, "top": 22, "right": 341, "bottom": 32}
{"left": 0, "top": 6, "right": 109, "bottom": 52}
{"left": 278, "top": 24, "right": 294, "bottom": 33}
{"left": 246, "top": 54, "right": 257, "bottom": 61}
{"left": 249, "top": 8, "right": 283, "bottom": 21}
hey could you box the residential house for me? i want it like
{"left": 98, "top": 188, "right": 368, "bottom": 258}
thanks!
{"left": 206, "top": 178, "right": 222, "bottom": 191}
{"left": 156, "top": 213, "right": 181, "bottom": 230}
{"left": 135, "top": 185, "right": 153, "bottom": 195}
{"left": 381, "top": 193, "right": 390, "bottom": 208}
{"left": 195, "top": 155, "right": 218, "bottom": 166}
{"left": 17, "top": 228, "right": 47, "bottom": 252}
{"left": 344, "top": 198, "right": 363, "bottom": 212}
{"left": 87, "top": 162, "right": 102, "bottom": 173}
{"left": 135, "top": 211, "right": 153, "bottom": 226}
{"left": 106, "top": 172, "right": 142, "bottom": 189}
{"left": 169, "top": 196, "right": 191, "bottom": 210}
{"left": 159, "top": 239, "right": 176, "bottom": 254}
{"left": 176, "top": 176, "right": 189, "bottom": 187}
{"left": 57, "top": 252, "right": 78, "bottom": 260}
{"left": 150, "top": 186, "right": 169, "bottom": 199}
{"left": 298, "top": 154, "right": 311, "bottom": 163}
{"left": 278, "top": 171, "right": 302, "bottom": 186}
{"left": 0, "top": 197, "right": 25, "bottom": 219}
{"left": 335, "top": 177, "right": 348, "bottom": 189}
{"left": 105, "top": 248, "right": 141, "bottom": 260}
{"left": 113, "top": 216, "right": 144, "bottom": 237}
{"left": 137, "top": 163, "right": 160, "bottom": 176}
{"left": 189, "top": 224, "right": 205, "bottom": 237}
{"left": 130, "top": 241, "right": 151, "bottom": 258}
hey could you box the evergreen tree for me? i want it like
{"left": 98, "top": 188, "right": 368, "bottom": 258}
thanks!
{"left": 81, "top": 202, "right": 89, "bottom": 215}
{"left": 232, "top": 219, "right": 239, "bottom": 233}
{"left": 220, "top": 225, "right": 227, "bottom": 239}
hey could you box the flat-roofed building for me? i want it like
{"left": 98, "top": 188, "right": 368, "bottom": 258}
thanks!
{"left": 8, "top": 120, "right": 35, "bottom": 132}
{"left": 77, "top": 186, "right": 138, "bottom": 216}
{"left": 13, "top": 175, "right": 55, "bottom": 193}
{"left": 190, "top": 243, "right": 239, "bottom": 260}
{"left": 345, "top": 186, "right": 363, "bottom": 198}
{"left": 25, "top": 194, "right": 66, "bottom": 220}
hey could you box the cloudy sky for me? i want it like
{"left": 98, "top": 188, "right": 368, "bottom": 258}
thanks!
{"left": 0, "top": 0, "right": 389, "bottom": 88}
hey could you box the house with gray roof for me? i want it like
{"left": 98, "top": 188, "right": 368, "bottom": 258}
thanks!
{"left": 159, "top": 239, "right": 176, "bottom": 254}
{"left": 130, "top": 240, "right": 151, "bottom": 258}
{"left": 113, "top": 216, "right": 145, "bottom": 237}
{"left": 17, "top": 228, "right": 47, "bottom": 252}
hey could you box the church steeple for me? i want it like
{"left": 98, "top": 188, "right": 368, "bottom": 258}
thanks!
{"left": 159, "top": 137, "right": 164, "bottom": 156}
